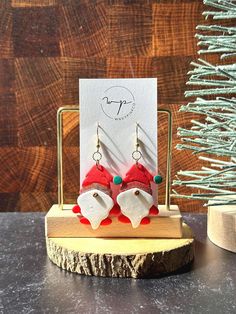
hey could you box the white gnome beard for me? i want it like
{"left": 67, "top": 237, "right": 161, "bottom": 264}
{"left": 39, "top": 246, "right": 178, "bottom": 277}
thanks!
{"left": 117, "top": 188, "right": 154, "bottom": 228}
{"left": 77, "top": 189, "right": 114, "bottom": 230}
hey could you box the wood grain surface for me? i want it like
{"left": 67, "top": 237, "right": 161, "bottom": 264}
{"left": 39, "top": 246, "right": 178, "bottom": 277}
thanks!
{"left": 46, "top": 222, "right": 194, "bottom": 278}
{"left": 0, "top": 0, "right": 226, "bottom": 212}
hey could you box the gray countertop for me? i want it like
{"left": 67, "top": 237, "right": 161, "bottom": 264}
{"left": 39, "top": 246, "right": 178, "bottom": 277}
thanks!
{"left": 1, "top": 213, "right": 236, "bottom": 314}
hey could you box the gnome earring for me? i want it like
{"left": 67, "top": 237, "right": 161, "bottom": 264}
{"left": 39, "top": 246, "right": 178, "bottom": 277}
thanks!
{"left": 72, "top": 123, "right": 114, "bottom": 229}
{"left": 114, "top": 123, "right": 162, "bottom": 228}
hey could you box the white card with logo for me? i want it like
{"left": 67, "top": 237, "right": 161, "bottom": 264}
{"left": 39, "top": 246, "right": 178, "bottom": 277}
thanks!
{"left": 79, "top": 78, "right": 157, "bottom": 186}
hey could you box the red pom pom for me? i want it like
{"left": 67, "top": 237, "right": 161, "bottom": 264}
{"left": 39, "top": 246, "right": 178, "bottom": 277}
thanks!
{"left": 79, "top": 217, "right": 90, "bottom": 225}
{"left": 72, "top": 205, "right": 81, "bottom": 214}
{"left": 149, "top": 205, "right": 159, "bottom": 216}
{"left": 100, "top": 218, "right": 112, "bottom": 226}
{"left": 110, "top": 204, "right": 121, "bottom": 216}
{"left": 118, "top": 215, "right": 131, "bottom": 224}
{"left": 140, "top": 217, "right": 150, "bottom": 225}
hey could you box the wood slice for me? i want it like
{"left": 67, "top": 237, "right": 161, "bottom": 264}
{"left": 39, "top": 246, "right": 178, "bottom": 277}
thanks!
{"left": 208, "top": 202, "right": 236, "bottom": 253}
{"left": 46, "top": 223, "right": 194, "bottom": 278}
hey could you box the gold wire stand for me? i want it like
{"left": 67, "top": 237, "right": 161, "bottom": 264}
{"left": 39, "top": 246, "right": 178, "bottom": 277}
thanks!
{"left": 57, "top": 107, "right": 172, "bottom": 211}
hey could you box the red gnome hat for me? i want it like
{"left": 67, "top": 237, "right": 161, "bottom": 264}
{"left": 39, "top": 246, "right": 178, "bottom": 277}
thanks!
{"left": 82, "top": 165, "right": 113, "bottom": 189}
{"left": 122, "top": 163, "right": 154, "bottom": 194}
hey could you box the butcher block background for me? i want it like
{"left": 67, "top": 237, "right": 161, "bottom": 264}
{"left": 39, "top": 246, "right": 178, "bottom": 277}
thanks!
{"left": 0, "top": 0, "right": 229, "bottom": 212}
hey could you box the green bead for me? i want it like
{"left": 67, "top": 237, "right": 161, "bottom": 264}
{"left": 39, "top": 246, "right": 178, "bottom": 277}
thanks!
{"left": 154, "top": 175, "right": 162, "bottom": 184}
{"left": 113, "top": 176, "right": 122, "bottom": 185}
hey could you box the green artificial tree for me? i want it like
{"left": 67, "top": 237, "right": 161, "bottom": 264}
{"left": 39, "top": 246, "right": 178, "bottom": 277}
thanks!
{"left": 172, "top": 0, "right": 236, "bottom": 207}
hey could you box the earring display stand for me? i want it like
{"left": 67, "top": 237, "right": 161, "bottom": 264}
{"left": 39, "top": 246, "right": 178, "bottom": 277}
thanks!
{"left": 45, "top": 107, "right": 194, "bottom": 278}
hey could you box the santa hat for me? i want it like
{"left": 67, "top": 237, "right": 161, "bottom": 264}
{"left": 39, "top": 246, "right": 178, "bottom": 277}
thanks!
{"left": 81, "top": 164, "right": 113, "bottom": 190}
{"left": 114, "top": 163, "right": 162, "bottom": 194}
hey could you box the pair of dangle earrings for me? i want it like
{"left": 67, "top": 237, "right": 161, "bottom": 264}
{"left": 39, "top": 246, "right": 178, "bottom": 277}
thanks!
{"left": 72, "top": 123, "right": 162, "bottom": 230}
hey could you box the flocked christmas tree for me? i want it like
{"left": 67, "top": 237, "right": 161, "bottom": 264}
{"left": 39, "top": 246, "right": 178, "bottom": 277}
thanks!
{"left": 172, "top": 0, "right": 236, "bottom": 207}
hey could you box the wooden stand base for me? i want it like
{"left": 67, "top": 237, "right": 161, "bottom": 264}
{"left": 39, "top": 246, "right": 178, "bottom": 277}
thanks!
{"left": 46, "top": 223, "right": 194, "bottom": 278}
{"left": 208, "top": 203, "right": 236, "bottom": 253}
{"left": 45, "top": 204, "right": 182, "bottom": 238}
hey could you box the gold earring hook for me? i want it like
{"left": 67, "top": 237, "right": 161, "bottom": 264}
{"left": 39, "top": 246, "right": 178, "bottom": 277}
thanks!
{"left": 96, "top": 122, "right": 100, "bottom": 148}
{"left": 132, "top": 122, "right": 142, "bottom": 164}
{"left": 92, "top": 122, "right": 102, "bottom": 166}
{"left": 136, "top": 122, "right": 139, "bottom": 149}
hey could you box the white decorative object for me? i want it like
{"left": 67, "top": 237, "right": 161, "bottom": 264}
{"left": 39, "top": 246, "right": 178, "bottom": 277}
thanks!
{"left": 77, "top": 189, "right": 114, "bottom": 230}
{"left": 117, "top": 188, "right": 154, "bottom": 228}
{"left": 79, "top": 78, "right": 158, "bottom": 186}
{"left": 208, "top": 198, "right": 236, "bottom": 253}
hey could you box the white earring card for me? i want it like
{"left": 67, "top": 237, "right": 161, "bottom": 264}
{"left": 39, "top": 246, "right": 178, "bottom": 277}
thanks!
{"left": 79, "top": 78, "right": 157, "bottom": 186}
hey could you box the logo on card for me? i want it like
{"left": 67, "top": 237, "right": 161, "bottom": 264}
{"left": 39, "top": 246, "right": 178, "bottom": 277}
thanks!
{"left": 100, "top": 86, "right": 135, "bottom": 120}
